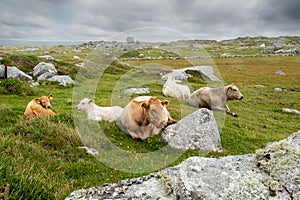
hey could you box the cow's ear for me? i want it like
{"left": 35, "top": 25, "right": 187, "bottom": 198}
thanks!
{"left": 161, "top": 100, "right": 169, "bottom": 107}
{"left": 48, "top": 94, "right": 53, "bottom": 100}
{"left": 141, "top": 102, "right": 149, "bottom": 110}
{"left": 88, "top": 99, "right": 93, "bottom": 105}
{"left": 35, "top": 98, "right": 40, "bottom": 104}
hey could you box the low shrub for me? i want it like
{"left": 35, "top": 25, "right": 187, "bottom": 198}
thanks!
{"left": 0, "top": 79, "right": 37, "bottom": 96}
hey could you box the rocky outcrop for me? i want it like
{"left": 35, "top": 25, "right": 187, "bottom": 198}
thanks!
{"left": 0, "top": 65, "right": 32, "bottom": 81}
{"left": 161, "top": 108, "right": 222, "bottom": 152}
{"left": 66, "top": 131, "right": 300, "bottom": 200}
{"left": 161, "top": 66, "right": 220, "bottom": 81}
{"left": 33, "top": 62, "right": 74, "bottom": 86}
{"left": 33, "top": 62, "right": 57, "bottom": 79}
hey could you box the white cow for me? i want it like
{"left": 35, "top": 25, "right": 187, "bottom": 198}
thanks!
{"left": 163, "top": 75, "right": 191, "bottom": 100}
{"left": 75, "top": 98, "right": 124, "bottom": 122}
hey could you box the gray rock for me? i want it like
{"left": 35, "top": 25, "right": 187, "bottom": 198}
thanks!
{"left": 274, "top": 41, "right": 285, "bottom": 51}
{"left": 33, "top": 62, "right": 57, "bottom": 79}
{"left": 30, "top": 81, "right": 40, "bottom": 87}
{"left": 161, "top": 108, "right": 222, "bottom": 152}
{"left": 274, "top": 87, "right": 283, "bottom": 92}
{"left": 126, "top": 36, "right": 135, "bottom": 44}
{"left": 161, "top": 70, "right": 191, "bottom": 80}
{"left": 220, "top": 53, "right": 231, "bottom": 58}
{"left": 125, "top": 88, "right": 150, "bottom": 94}
{"left": 66, "top": 131, "right": 300, "bottom": 200}
{"left": 37, "top": 72, "right": 56, "bottom": 81}
{"left": 47, "top": 75, "right": 74, "bottom": 86}
{"left": 78, "top": 146, "right": 99, "bottom": 156}
{"left": 162, "top": 66, "right": 220, "bottom": 81}
{"left": 189, "top": 66, "right": 220, "bottom": 81}
{"left": 37, "top": 55, "right": 54, "bottom": 62}
{"left": 0, "top": 65, "right": 32, "bottom": 81}
{"left": 282, "top": 108, "right": 300, "bottom": 115}
{"left": 275, "top": 70, "right": 285, "bottom": 75}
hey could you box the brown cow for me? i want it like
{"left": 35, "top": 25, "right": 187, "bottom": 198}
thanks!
{"left": 120, "top": 96, "right": 176, "bottom": 140}
{"left": 24, "top": 95, "right": 55, "bottom": 119}
{"left": 189, "top": 84, "right": 244, "bottom": 117}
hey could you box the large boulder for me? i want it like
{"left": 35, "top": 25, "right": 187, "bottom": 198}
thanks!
{"left": 161, "top": 66, "right": 220, "bottom": 81}
{"left": 161, "top": 108, "right": 222, "bottom": 152}
{"left": 66, "top": 131, "right": 300, "bottom": 200}
{"left": 33, "top": 62, "right": 57, "bottom": 79}
{"left": 0, "top": 65, "right": 32, "bottom": 81}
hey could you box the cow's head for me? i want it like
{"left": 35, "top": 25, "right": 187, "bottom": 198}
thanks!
{"left": 76, "top": 98, "right": 93, "bottom": 111}
{"left": 167, "top": 74, "right": 175, "bottom": 82}
{"left": 141, "top": 97, "right": 169, "bottom": 129}
{"left": 35, "top": 94, "right": 53, "bottom": 109}
{"left": 226, "top": 84, "right": 244, "bottom": 100}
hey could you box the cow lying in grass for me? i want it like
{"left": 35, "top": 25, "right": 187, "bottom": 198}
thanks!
{"left": 120, "top": 96, "right": 176, "bottom": 140}
{"left": 189, "top": 84, "right": 244, "bottom": 117}
{"left": 24, "top": 95, "right": 55, "bottom": 119}
{"left": 75, "top": 98, "right": 124, "bottom": 122}
{"left": 163, "top": 75, "right": 191, "bottom": 100}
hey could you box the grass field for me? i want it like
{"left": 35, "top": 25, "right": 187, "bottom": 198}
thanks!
{"left": 0, "top": 47, "right": 299, "bottom": 199}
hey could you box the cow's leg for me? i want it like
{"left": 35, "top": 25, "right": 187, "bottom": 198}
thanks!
{"left": 226, "top": 105, "right": 238, "bottom": 117}
{"left": 127, "top": 130, "right": 140, "bottom": 140}
{"left": 166, "top": 111, "right": 177, "bottom": 125}
{"left": 32, "top": 109, "right": 39, "bottom": 117}
{"left": 210, "top": 106, "right": 227, "bottom": 113}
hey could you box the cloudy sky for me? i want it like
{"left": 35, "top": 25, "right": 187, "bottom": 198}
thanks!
{"left": 1, "top": 0, "right": 299, "bottom": 43}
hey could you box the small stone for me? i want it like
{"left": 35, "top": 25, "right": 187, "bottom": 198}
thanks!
{"left": 274, "top": 87, "right": 283, "bottom": 92}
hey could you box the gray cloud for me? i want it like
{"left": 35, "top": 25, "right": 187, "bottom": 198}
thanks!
{"left": 0, "top": 0, "right": 299, "bottom": 42}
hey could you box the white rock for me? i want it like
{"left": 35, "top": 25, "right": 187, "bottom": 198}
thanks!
{"left": 282, "top": 108, "right": 300, "bottom": 115}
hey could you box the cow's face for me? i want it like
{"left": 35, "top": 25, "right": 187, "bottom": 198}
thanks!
{"left": 167, "top": 74, "right": 175, "bottom": 81}
{"left": 227, "top": 85, "right": 244, "bottom": 100}
{"left": 35, "top": 95, "right": 53, "bottom": 109}
{"left": 76, "top": 98, "right": 93, "bottom": 111}
{"left": 141, "top": 97, "right": 169, "bottom": 129}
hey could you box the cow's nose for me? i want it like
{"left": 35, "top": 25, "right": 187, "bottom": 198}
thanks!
{"left": 47, "top": 105, "right": 51, "bottom": 109}
{"left": 240, "top": 95, "right": 244, "bottom": 100}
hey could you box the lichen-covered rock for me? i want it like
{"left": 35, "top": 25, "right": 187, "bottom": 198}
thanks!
{"left": 256, "top": 137, "right": 300, "bottom": 199}
{"left": 66, "top": 131, "right": 300, "bottom": 200}
{"left": 161, "top": 108, "right": 222, "bottom": 152}
{"left": 125, "top": 87, "right": 150, "bottom": 94}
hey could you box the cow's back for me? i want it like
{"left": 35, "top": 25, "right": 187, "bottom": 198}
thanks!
{"left": 189, "top": 87, "right": 210, "bottom": 108}
{"left": 24, "top": 100, "right": 35, "bottom": 119}
{"left": 120, "top": 98, "right": 144, "bottom": 126}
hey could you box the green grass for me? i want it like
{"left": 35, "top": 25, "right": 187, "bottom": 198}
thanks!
{"left": 0, "top": 47, "right": 299, "bottom": 199}
{"left": 0, "top": 54, "right": 40, "bottom": 73}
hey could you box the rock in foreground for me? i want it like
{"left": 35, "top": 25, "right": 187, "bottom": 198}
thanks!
{"left": 66, "top": 131, "right": 300, "bottom": 200}
{"left": 161, "top": 108, "right": 222, "bottom": 152}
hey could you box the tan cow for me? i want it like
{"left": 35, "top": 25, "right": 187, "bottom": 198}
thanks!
{"left": 120, "top": 96, "right": 176, "bottom": 140}
{"left": 189, "top": 84, "right": 244, "bottom": 117}
{"left": 24, "top": 95, "right": 55, "bottom": 119}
